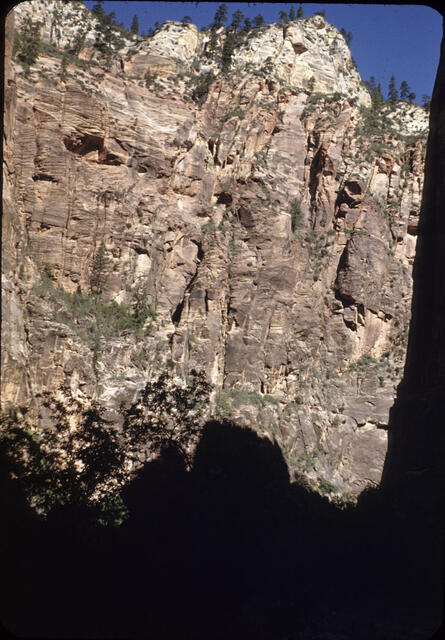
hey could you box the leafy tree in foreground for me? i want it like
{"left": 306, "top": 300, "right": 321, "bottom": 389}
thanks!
{"left": 122, "top": 370, "right": 212, "bottom": 470}
{"left": 0, "top": 371, "right": 212, "bottom": 523}
{"left": 0, "top": 392, "right": 127, "bottom": 521}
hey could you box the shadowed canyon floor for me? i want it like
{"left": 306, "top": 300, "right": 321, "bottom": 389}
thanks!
{"left": 1, "top": 419, "right": 442, "bottom": 639}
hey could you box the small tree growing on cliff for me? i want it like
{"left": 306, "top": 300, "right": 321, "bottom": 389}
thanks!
{"left": 90, "top": 241, "right": 110, "bottom": 295}
{"left": 60, "top": 52, "right": 69, "bottom": 81}
{"left": 212, "top": 3, "right": 228, "bottom": 29}
{"left": 130, "top": 14, "right": 139, "bottom": 35}
{"left": 278, "top": 10, "right": 289, "bottom": 24}
{"left": 388, "top": 75, "right": 398, "bottom": 104}
{"left": 399, "top": 80, "right": 410, "bottom": 101}
{"left": 422, "top": 94, "right": 431, "bottom": 111}
{"left": 340, "top": 28, "right": 353, "bottom": 46}
{"left": 290, "top": 199, "right": 304, "bottom": 233}
{"left": 221, "top": 31, "right": 236, "bottom": 74}
{"left": 253, "top": 14, "right": 265, "bottom": 28}
{"left": 92, "top": 0, "right": 107, "bottom": 27}
{"left": 191, "top": 71, "right": 215, "bottom": 104}
{"left": 15, "top": 16, "right": 41, "bottom": 73}
{"left": 242, "top": 17, "right": 252, "bottom": 32}
{"left": 230, "top": 9, "right": 245, "bottom": 31}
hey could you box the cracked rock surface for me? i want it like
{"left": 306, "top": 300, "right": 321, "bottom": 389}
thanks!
{"left": 2, "top": 1, "right": 429, "bottom": 496}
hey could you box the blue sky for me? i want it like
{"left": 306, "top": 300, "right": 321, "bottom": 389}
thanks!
{"left": 84, "top": 2, "right": 442, "bottom": 105}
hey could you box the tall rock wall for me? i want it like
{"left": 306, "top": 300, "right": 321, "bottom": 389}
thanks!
{"left": 382, "top": 19, "right": 445, "bottom": 515}
{"left": 1, "top": 1, "right": 430, "bottom": 496}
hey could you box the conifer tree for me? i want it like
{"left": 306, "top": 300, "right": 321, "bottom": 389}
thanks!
{"left": 399, "top": 80, "right": 410, "bottom": 101}
{"left": 92, "top": 0, "right": 107, "bottom": 27}
{"left": 340, "top": 28, "right": 353, "bottom": 45}
{"left": 181, "top": 16, "right": 192, "bottom": 24}
{"left": 221, "top": 31, "right": 236, "bottom": 74}
{"left": 243, "top": 17, "right": 252, "bottom": 32}
{"left": 365, "top": 76, "right": 377, "bottom": 93}
{"left": 60, "top": 52, "right": 69, "bottom": 81}
{"left": 212, "top": 4, "right": 228, "bottom": 29}
{"left": 90, "top": 241, "right": 110, "bottom": 295}
{"left": 289, "top": 6, "right": 297, "bottom": 20}
{"left": 130, "top": 15, "right": 139, "bottom": 35}
{"left": 17, "top": 16, "right": 41, "bottom": 70}
{"left": 253, "top": 14, "right": 265, "bottom": 27}
{"left": 365, "top": 77, "right": 385, "bottom": 111}
{"left": 278, "top": 10, "right": 289, "bottom": 24}
{"left": 388, "top": 75, "right": 398, "bottom": 103}
{"left": 230, "top": 9, "right": 244, "bottom": 31}
{"left": 297, "top": 5, "right": 304, "bottom": 18}
{"left": 373, "top": 84, "right": 385, "bottom": 110}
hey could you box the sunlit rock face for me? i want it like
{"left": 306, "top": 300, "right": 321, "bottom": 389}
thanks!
{"left": 2, "top": 0, "right": 429, "bottom": 496}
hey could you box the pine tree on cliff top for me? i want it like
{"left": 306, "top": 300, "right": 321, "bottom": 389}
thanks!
{"left": 130, "top": 15, "right": 139, "bottom": 35}
{"left": 230, "top": 9, "right": 245, "bottom": 31}
{"left": 212, "top": 4, "right": 228, "bottom": 29}
{"left": 253, "top": 14, "right": 265, "bottom": 28}
{"left": 388, "top": 75, "right": 398, "bottom": 103}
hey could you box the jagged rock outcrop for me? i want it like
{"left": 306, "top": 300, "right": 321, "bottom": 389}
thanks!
{"left": 2, "top": 1, "right": 430, "bottom": 497}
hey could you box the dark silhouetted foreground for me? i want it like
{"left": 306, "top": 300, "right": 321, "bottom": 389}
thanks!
{"left": 1, "top": 419, "right": 442, "bottom": 639}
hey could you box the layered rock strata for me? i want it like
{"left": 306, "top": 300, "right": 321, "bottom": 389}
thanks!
{"left": 2, "top": 1, "right": 429, "bottom": 496}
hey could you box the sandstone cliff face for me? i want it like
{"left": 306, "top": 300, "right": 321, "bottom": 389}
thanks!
{"left": 2, "top": 1, "right": 429, "bottom": 497}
